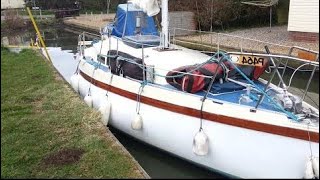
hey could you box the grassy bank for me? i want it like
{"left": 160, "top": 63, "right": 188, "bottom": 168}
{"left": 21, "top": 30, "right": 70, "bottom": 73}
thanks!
{"left": 1, "top": 47, "right": 145, "bottom": 178}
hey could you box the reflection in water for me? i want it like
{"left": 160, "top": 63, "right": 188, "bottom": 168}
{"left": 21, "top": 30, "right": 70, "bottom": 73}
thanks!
{"left": 1, "top": 25, "right": 79, "bottom": 52}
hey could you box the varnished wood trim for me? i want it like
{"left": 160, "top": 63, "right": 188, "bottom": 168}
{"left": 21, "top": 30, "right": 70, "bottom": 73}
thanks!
{"left": 79, "top": 71, "right": 319, "bottom": 143}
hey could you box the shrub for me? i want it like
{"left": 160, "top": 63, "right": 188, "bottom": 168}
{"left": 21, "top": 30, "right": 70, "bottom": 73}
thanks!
{"left": 169, "top": 0, "right": 272, "bottom": 31}
{"left": 3, "top": 9, "right": 28, "bottom": 30}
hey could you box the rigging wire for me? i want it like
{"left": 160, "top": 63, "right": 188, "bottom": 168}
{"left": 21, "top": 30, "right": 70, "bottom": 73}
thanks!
{"left": 85, "top": 51, "right": 318, "bottom": 121}
{"left": 136, "top": 81, "right": 147, "bottom": 114}
{"left": 122, "top": 3, "right": 129, "bottom": 37}
{"left": 287, "top": 63, "right": 311, "bottom": 89}
{"left": 195, "top": 0, "right": 201, "bottom": 31}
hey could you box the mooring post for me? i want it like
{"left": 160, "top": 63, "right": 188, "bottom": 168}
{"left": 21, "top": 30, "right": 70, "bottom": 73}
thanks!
{"left": 40, "top": 8, "right": 43, "bottom": 19}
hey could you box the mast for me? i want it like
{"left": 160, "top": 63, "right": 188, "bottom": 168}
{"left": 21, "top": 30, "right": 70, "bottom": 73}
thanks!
{"left": 130, "top": 0, "right": 169, "bottom": 48}
{"left": 161, "top": 0, "right": 170, "bottom": 48}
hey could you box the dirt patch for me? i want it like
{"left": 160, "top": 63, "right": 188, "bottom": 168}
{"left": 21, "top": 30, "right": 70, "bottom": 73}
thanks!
{"left": 31, "top": 97, "right": 44, "bottom": 113}
{"left": 32, "top": 75, "right": 42, "bottom": 80}
{"left": 42, "top": 148, "right": 85, "bottom": 167}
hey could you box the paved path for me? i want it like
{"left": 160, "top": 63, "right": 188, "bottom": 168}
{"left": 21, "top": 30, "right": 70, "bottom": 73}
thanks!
{"left": 63, "top": 14, "right": 115, "bottom": 32}
{"left": 175, "top": 25, "right": 319, "bottom": 56}
{"left": 62, "top": 15, "right": 319, "bottom": 57}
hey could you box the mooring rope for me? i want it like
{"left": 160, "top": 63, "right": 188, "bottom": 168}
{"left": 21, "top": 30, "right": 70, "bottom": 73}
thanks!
{"left": 136, "top": 81, "right": 147, "bottom": 115}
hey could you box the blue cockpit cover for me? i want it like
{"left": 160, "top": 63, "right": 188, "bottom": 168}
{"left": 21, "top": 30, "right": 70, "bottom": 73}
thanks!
{"left": 108, "top": 4, "right": 159, "bottom": 38}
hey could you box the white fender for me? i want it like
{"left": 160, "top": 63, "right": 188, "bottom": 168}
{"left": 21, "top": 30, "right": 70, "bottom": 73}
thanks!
{"left": 131, "top": 114, "right": 143, "bottom": 130}
{"left": 312, "top": 156, "right": 319, "bottom": 178}
{"left": 304, "top": 156, "right": 315, "bottom": 179}
{"left": 70, "top": 74, "right": 80, "bottom": 93}
{"left": 99, "top": 101, "right": 111, "bottom": 126}
{"left": 91, "top": 94, "right": 102, "bottom": 109}
{"left": 84, "top": 94, "right": 93, "bottom": 108}
{"left": 78, "top": 78, "right": 88, "bottom": 98}
{"left": 193, "top": 129, "right": 209, "bottom": 156}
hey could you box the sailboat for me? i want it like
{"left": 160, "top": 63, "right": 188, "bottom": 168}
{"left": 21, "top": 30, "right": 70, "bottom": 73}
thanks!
{"left": 70, "top": 0, "right": 319, "bottom": 178}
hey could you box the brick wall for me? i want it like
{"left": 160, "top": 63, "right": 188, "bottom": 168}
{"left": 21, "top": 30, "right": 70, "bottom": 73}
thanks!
{"left": 169, "top": 11, "right": 196, "bottom": 36}
{"left": 289, "top": 31, "right": 319, "bottom": 42}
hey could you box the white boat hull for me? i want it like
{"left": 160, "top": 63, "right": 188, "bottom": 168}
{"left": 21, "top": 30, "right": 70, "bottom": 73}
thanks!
{"left": 75, "top": 61, "right": 319, "bottom": 178}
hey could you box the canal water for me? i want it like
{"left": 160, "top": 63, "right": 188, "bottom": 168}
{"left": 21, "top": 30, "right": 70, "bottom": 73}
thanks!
{"left": 1, "top": 24, "right": 319, "bottom": 178}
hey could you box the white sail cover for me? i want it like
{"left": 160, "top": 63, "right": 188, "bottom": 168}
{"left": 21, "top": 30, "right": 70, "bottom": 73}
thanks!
{"left": 129, "top": 0, "right": 160, "bottom": 16}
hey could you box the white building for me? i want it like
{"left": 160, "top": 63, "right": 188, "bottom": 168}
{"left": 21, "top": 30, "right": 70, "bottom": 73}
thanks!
{"left": 287, "top": 0, "right": 319, "bottom": 42}
{"left": 1, "top": 0, "right": 25, "bottom": 9}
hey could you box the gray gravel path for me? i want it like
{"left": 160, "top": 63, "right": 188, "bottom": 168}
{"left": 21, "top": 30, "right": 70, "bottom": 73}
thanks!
{"left": 175, "top": 25, "right": 319, "bottom": 56}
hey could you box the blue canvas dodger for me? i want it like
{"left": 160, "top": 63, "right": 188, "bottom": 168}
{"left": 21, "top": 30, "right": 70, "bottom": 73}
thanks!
{"left": 107, "top": 4, "right": 159, "bottom": 38}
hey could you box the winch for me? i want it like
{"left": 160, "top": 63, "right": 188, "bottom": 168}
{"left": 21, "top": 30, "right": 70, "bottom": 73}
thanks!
{"left": 274, "top": 89, "right": 303, "bottom": 114}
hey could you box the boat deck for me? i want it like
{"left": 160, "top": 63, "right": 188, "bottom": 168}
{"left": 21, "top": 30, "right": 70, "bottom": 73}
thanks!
{"left": 84, "top": 57, "right": 284, "bottom": 114}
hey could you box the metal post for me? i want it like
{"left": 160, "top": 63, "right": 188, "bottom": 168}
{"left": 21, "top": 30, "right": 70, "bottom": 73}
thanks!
{"left": 240, "top": 38, "right": 243, "bottom": 53}
{"left": 278, "top": 47, "right": 294, "bottom": 87}
{"left": 217, "top": 33, "right": 220, "bottom": 53}
{"left": 173, "top": 28, "right": 176, "bottom": 46}
{"left": 282, "top": 48, "right": 293, "bottom": 75}
{"left": 269, "top": 6, "right": 272, "bottom": 32}
{"left": 83, "top": 32, "right": 85, "bottom": 45}
{"left": 161, "top": 0, "right": 170, "bottom": 48}
{"left": 82, "top": 32, "right": 85, "bottom": 56}
{"left": 78, "top": 35, "right": 81, "bottom": 56}
{"left": 262, "top": 46, "right": 287, "bottom": 88}
{"left": 255, "top": 49, "right": 282, "bottom": 109}
{"left": 210, "top": 33, "right": 213, "bottom": 52}
{"left": 107, "top": 0, "right": 111, "bottom": 14}
{"left": 142, "top": 44, "right": 146, "bottom": 82}
{"left": 116, "top": 38, "right": 119, "bottom": 55}
{"left": 200, "top": 31, "right": 203, "bottom": 49}
{"left": 107, "top": 31, "right": 112, "bottom": 68}
{"left": 302, "top": 55, "right": 319, "bottom": 101}
{"left": 109, "top": 34, "right": 111, "bottom": 51}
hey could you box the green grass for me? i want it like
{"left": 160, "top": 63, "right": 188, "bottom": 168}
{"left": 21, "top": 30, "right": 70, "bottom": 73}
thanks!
{"left": 1, "top": 47, "right": 145, "bottom": 178}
